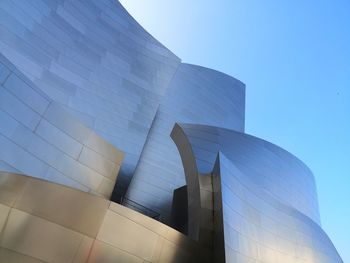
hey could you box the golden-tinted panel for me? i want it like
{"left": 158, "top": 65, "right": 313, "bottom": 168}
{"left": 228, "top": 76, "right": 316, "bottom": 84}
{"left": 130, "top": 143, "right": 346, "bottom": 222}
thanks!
{"left": 14, "top": 178, "right": 110, "bottom": 237}
{"left": 108, "top": 202, "right": 168, "bottom": 237}
{"left": 1, "top": 209, "right": 83, "bottom": 263}
{"left": 0, "top": 248, "right": 47, "bottom": 263}
{"left": 88, "top": 240, "right": 142, "bottom": 263}
{"left": 72, "top": 236, "right": 94, "bottom": 263}
{"left": 0, "top": 204, "right": 10, "bottom": 234}
{"left": 0, "top": 172, "right": 27, "bottom": 207}
{"left": 97, "top": 209, "right": 159, "bottom": 261}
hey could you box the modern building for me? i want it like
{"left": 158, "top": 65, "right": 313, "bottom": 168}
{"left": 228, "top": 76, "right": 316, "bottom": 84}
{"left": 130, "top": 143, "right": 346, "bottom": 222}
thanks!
{"left": 0, "top": 0, "right": 343, "bottom": 262}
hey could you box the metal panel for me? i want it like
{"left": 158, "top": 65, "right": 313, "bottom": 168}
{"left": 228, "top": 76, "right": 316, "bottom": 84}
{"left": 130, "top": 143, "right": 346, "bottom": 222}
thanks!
{"left": 0, "top": 172, "right": 207, "bottom": 263}
{"left": 0, "top": 248, "right": 47, "bottom": 263}
{"left": 175, "top": 123, "right": 320, "bottom": 223}
{"left": 171, "top": 123, "right": 343, "bottom": 263}
{"left": 0, "top": 55, "right": 124, "bottom": 198}
{"left": 97, "top": 209, "right": 159, "bottom": 261}
{"left": 1, "top": 209, "right": 83, "bottom": 263}
{"left": 127, "top": 64, "right": 245, "bottom": 222}
{"left": 13, "top": 178, "right": 110, "bottom": 237}
{"left": 0, "top": 0, "right": 343, "bottom": 261}
{"left": 0, "top": 0, "right": 181, "bottom": 200}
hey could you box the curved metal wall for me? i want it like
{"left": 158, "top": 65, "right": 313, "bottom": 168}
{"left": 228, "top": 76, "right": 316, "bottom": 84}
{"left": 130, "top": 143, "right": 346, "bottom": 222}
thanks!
{"left": 175, "top": 123, "right": 320, "bottom": 224}
{"left": 215, "top": 153, "right": 342, "bottom": 263}
{"left": 0, "top": 172, "right": 210, "bottom": 263}
{"left": 126, "top": 63, "right": 245, "bottom": 222}
{"left": 0, "top": 0, "right": 181, "bottom": 199}
{"left": 171, "top": 123, "right": 342, "bottom": 262}
{"left": 0, "top": 0, "right": 343, "bottom": 261}
{"left": 0, "top": 53, "right": 123, "bottom": 198}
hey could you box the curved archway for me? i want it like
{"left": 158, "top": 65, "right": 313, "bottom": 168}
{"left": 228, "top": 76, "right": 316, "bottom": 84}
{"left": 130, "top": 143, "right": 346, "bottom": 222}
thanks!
{"left": 171, "top": 123, "right": 202, "bottom": 241}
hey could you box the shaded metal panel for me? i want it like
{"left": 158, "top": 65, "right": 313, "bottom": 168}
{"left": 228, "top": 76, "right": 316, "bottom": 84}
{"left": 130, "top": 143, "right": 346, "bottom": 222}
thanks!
{"left": 170, "top": 123, "right": 202, "bottom": 240}
{"left": 170, "top": 185, "right": 189, "bottom": 235}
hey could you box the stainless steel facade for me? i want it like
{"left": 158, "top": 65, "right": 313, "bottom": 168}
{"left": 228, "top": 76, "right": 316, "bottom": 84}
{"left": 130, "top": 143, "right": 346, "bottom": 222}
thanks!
{"left": 0, "top": 53, "right": 124, "bottom": 198}
{"left": 0, "top": 172, "right": 208, "bottom": 263}
{"left": 172, "top": 123, "right": 320, "bottom": 224}
{"left": 0, "top": 0, "right": 343, "bottom": 262}
{"left": 127, "top": 63, "right": 245, "bottom": 221}
{"left": 172, "top": 123, "right": 342, "bottom": 262}
{"left": 0, "top": 0, "right": 180, "bottom": 200}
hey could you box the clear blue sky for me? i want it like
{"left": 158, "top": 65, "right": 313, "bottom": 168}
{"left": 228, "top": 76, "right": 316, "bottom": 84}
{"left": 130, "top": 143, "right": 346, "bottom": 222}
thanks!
{"left": 119, "top": 0, "right": 350, "bottom": 261}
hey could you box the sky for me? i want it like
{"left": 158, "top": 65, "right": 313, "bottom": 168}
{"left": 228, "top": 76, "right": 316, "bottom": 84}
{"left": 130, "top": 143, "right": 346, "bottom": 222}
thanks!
{"left": 119, "top": 0, "right": 350, "bottom": 261}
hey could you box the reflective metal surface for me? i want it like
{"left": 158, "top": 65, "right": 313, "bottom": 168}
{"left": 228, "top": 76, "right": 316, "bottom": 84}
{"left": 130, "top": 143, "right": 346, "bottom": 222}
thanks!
{"left": 0, "top": 53, "right": 124, "bottom": 198}
{"left": 127, "top": 63, "right": 245, "bottom": 221}
{"left": 0, "top": 172, "right": 208, "bottom": 263}
{"left": 0, "top": 0, "right": 343, "bottom": 262}
{"left": 172, "top": 123, "right": 343, "bottom": 262}
{"left": 173, "top": 123, "right": 320, "bottom": 223}
{"left": 0, "top": 0, "right": 181, "bottom": 199}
